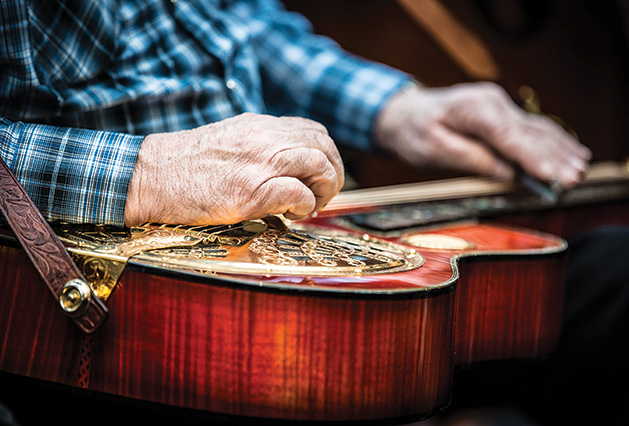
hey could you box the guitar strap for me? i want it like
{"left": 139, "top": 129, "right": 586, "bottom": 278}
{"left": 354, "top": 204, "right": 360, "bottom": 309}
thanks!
{"left": 0, "top": 156, "right": 108, "bottom": 334}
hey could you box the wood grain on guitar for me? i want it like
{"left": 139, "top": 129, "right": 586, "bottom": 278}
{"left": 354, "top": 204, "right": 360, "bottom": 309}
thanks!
{"left": 0, "top": 216, "right": 566, "bottom": 423}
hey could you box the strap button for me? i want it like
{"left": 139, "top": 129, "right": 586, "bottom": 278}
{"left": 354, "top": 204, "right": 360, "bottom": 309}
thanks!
{"left": 59, "top": 279, "right": 92, "bottom": 318}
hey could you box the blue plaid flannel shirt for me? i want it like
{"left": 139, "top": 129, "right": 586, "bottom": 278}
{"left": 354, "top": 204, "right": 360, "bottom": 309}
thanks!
{"left": 0, "top": 0, "right": 410, "bottom": 226}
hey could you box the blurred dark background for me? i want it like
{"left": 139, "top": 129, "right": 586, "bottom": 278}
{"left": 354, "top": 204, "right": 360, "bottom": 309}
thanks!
{"left": 282, "top": 0, "right": 629, "bottom": 187}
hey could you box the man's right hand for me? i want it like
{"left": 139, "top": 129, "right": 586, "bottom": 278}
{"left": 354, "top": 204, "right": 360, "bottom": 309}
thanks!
{"left": 124, "top": 113, "right": 344, "bottom": 226}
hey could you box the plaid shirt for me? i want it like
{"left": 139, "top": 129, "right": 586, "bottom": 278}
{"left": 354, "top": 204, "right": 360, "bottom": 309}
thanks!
{"left": 0, "top": 0, "right": 409, "bottom": 226}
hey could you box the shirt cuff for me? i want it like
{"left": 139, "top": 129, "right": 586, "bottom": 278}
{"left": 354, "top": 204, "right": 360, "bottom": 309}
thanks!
{"left": 1, "top": 118, "right": 144, "bottom": 226}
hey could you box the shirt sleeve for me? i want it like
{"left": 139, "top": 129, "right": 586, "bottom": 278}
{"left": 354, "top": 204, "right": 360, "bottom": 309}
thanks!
{"left": 229, "top": 0, "right": 413, "bottom": 151}
{"left": 0, "top": 117, "right": 143, "bottom": 226}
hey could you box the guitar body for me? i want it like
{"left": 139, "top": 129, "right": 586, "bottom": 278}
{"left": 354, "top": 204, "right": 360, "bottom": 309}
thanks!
{"left": 0, "top": 219, "right": 566, "bottom": 423}
{"left": 306, "top": 219, "right": 567, "bottom": 366}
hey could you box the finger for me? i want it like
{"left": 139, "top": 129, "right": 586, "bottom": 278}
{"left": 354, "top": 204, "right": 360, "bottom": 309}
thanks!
{"left": 522, "top": 113, "right": 586, "bottom": 154}
{"left": 277, "top": 122, "right": 345, "bottom": 193}
{"left": 249, "top": 176, "right": 316, "bottom": 220}
{"left": 300, "top": 134, "right": 345, "bottom": 194}
{"left": 270, "top": 147, "right": 342, "bottom": 212}
{"left": 433, "top": 125, "right": 516, "bottom": 180}
{"left": 526, "top": 114, "right": 592, "bottom": 165}
{"left": 446, "top": 100, "right": 589, "bottom": 188}
{"left": 508, "top": 114, "right": 591, "bottom": 188}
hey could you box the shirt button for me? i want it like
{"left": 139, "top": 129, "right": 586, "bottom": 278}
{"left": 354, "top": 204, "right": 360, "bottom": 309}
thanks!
{"left": 225, "top": 79, "right": 237, "bottom": 90}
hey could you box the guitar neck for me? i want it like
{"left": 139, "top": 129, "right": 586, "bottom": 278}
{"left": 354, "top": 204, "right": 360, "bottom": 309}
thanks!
{"left": 320, "top": 161, "right": 629, "bottom": 231}
{"left": 323, "top": 160, "right": 629, "bottom": 215}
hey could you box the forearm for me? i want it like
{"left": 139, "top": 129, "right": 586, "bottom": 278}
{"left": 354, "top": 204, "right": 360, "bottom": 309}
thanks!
{"left": 0, "top": 118, "right": 143, "bottom": 226}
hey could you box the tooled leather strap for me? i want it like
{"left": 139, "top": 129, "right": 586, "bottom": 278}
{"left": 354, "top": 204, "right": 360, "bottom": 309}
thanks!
{"left": 0, "top": 157, "right": 108, "bottom": 334}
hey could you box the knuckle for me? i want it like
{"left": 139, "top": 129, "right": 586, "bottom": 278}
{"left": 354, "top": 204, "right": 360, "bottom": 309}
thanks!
{"left": 308, "top": 148, "right": 330, "bottom": 170}
{"left": 476, "top": 81, "right": 508, "bottom": 99}
{"left": 310, "top": 120, "right": 329, "bottom": 134}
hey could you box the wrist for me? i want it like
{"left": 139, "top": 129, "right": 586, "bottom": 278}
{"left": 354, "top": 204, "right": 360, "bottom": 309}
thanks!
{"left": 124, "top": 134, "right": 160, "bottom": 227}
{"left": 374, "top": 79, "right": 423, "bottom": 151}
